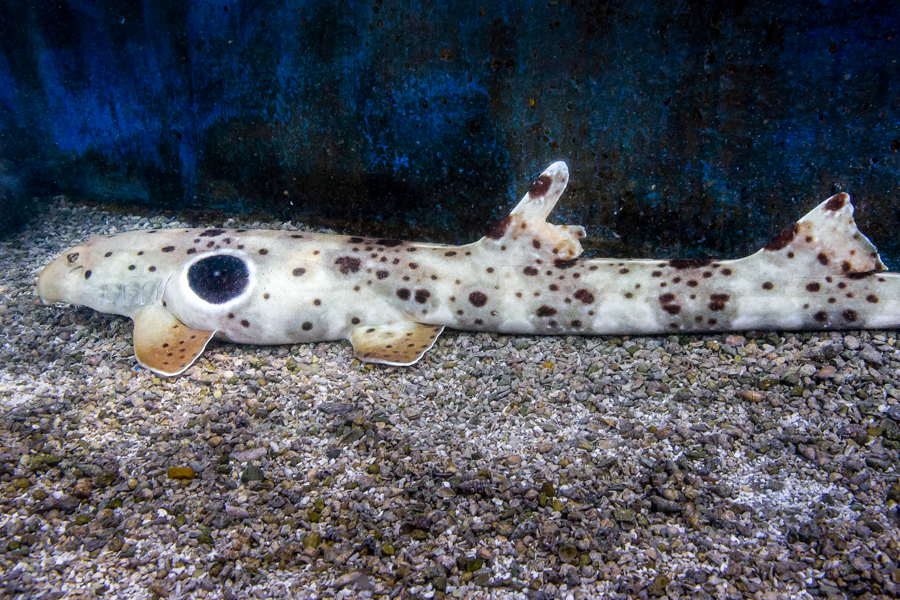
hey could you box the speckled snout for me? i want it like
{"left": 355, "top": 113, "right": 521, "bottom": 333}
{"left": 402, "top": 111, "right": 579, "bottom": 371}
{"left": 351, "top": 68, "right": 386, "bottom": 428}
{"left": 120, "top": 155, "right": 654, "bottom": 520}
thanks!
{"left": 37, "top": 248, "right": 83, "bottom": 304}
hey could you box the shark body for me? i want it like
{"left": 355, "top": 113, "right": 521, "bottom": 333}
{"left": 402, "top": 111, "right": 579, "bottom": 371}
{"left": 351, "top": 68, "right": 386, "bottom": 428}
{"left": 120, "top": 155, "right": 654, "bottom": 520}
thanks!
{"left": 38, "top": 162, "right": 900, "bottom": 376}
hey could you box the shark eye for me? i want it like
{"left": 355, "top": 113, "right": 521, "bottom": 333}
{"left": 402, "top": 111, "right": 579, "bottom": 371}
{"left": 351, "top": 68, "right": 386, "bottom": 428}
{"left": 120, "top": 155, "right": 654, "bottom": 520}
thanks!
{"left": 187, "top": 255, "right": 249, "bottom": 304}
{"left": 67, "top": 252, "right": 80, "bottom": 264}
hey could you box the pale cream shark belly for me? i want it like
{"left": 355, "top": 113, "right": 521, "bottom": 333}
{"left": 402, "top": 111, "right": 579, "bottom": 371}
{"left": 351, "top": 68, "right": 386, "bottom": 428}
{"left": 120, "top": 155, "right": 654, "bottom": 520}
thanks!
{"left": 37, "top": 162, "right": 900, "bottom": 376}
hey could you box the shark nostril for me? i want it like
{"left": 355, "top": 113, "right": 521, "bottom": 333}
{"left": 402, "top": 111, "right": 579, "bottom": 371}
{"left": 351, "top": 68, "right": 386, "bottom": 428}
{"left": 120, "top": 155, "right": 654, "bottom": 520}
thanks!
{"left": 84, "top": 270, "right": 92, "bottom": 279}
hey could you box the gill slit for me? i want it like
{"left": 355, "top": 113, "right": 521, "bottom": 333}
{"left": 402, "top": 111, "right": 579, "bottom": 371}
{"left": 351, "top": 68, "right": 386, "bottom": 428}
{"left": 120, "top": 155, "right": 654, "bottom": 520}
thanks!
{"left": 156, "top": 276, "right": 170, "bottom": 304}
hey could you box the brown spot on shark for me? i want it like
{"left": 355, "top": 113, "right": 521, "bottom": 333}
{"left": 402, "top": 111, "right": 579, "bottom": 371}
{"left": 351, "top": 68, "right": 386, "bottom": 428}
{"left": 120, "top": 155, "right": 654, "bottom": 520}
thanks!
{"left": 573, "top": 289, "right": 594, "bottom": 304}
{"left": 669, "top": 258, "right": 712, "bottom": 270}
{"left": 824, "top": 193, "right": 847, "bottom": 211}
{"left": 765, "top": 223, "right": 799, "bottom": 251}
{"left": 335, "top": 256, "right": 361, "bottom": 274}
{"left": 846, "top": 271, "right": 875, "bottom": 280}
{"left": 528, "top": 174, "right": 552, "bottom": 197}
{"left": 708, "top": 294, "right": 730, "bottom": 311}
{"left": 469, "top": 291, "right": 488, "bottom": 307}
{"left": 485, "top": 215, "right": 512, "bottom": 240}
{"left": 536, "top": 305, "right": 557, "bottom": 317}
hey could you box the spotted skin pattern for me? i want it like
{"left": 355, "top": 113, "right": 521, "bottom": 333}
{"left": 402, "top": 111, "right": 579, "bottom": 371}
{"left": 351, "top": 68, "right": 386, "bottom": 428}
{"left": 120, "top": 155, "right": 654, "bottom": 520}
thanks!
{"left": 38, "top": 162, "right": 900, "bottom": 376}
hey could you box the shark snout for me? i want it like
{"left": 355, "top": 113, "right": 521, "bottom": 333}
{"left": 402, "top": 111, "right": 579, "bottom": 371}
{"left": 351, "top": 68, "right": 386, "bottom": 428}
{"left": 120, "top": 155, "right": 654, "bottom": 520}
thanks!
{"left": 37, "top": 252, "right": 81, "bottom": 304}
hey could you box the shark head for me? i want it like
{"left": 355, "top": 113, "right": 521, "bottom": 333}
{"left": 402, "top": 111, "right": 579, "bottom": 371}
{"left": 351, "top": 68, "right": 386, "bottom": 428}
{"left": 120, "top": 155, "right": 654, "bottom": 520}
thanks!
{"left": 37, "top": 229, "right": 239, "bottom": 375}
{"left": 37, "top": 241, "right": 109, "bottom": 308}
{"left": 37, "top": 233, "right": 170, "bottom": 317}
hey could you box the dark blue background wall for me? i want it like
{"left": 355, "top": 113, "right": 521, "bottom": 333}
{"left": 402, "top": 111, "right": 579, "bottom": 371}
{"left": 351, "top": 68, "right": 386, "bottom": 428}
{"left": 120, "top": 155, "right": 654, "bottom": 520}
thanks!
{"left": 1, "top": 0, "right": 898, "bottom": 266}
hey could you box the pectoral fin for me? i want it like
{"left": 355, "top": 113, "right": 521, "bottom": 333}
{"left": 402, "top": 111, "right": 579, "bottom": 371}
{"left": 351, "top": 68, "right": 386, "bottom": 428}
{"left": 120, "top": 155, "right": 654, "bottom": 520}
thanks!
{"left": 349, "top": 322, "right": 444, "bottom": 366}
{"left": 132, "top": 305, "right": 216, "bottom": 376}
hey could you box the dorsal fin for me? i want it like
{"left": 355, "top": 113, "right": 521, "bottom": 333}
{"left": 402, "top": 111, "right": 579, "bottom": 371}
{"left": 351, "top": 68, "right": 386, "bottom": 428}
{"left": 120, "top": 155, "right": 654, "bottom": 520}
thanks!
{"left": 479, "top": 161, "right": 586, "bottom": 259}
{"left": 755, "top": 192, "right": 886, "bottom": 275}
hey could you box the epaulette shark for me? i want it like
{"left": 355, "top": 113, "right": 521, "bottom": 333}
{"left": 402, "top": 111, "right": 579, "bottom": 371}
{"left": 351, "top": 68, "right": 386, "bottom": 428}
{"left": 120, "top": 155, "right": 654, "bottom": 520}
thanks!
{"left": 38, "top": 161, "right": 899, "bottom": 376}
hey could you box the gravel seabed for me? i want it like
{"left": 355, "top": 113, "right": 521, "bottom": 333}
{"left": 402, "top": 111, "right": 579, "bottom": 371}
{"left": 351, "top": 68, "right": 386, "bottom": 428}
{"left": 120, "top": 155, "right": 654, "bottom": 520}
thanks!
{"left": 1, "top": 200, "right": 899, "bottom": 599}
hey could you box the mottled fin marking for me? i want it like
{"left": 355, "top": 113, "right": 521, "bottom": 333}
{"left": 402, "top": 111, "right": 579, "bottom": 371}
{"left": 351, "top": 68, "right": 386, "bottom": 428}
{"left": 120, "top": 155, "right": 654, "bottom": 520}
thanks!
{"left": 797, "top": 193, "right": 886, "bottom": 273}
{"left": 759, "top": 192, "right": 886, "bottom": 274}
{"left": 349, "top": 322, "right": 444, "bottom": 366}
{"left": 480, "top": 161, "right": 586, "bottom": 259}
{"left": 133, "top": 305, "right": 216, "bottom": 376}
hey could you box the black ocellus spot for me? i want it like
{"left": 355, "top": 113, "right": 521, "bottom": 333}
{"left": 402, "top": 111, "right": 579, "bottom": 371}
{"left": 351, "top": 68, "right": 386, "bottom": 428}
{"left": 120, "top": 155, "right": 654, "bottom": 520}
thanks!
{"left": 187, "top": 254, "right": 250, "bottom": 304}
